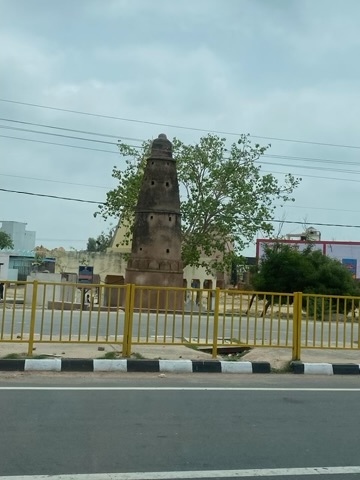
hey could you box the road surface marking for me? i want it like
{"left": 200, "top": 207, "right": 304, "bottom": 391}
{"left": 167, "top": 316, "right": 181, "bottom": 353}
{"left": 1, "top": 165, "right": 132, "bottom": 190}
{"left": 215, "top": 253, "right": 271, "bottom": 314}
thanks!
{"left": 1, "top": 387, "right": 360, "bottom": 391}
{"left": 1, "top": 466, "right": 360, "bottom": 479}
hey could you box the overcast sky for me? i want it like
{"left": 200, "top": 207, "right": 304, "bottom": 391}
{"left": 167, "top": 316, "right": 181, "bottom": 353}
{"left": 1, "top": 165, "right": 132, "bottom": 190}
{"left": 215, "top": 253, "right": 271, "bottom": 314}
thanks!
{"left": 1, "top": 0, "right": 360, "bottom": 255}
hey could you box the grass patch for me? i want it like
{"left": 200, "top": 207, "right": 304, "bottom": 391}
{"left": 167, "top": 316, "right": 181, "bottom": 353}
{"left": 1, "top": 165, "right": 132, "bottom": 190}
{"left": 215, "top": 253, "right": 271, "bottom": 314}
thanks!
{"left": 2, "top": 352, "right": 27, "bottom": 359}
{"left": 2, "top": 353, "right": 57, "bottom": 360}
{"left": 101, "top": 351, "right": 120, "bottom": 359}
{"left": 130, "top": 352, "right": 145, "bottom": 359}
{"left": 271, "top": 361, "right": 292, "bottom": 374}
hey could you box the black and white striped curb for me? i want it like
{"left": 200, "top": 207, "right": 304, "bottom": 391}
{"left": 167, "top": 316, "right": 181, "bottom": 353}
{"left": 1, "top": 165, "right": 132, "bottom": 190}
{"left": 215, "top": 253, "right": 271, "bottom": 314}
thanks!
{"left": 0, "top": 358, "right": 270, "bottom": 373}
{"left": 291, "top": 361, "right": 360, "bottom": 375}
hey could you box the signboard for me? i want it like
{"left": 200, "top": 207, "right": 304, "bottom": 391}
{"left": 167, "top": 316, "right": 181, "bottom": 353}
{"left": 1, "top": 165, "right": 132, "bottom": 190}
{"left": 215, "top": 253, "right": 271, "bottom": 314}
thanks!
{"left": 78, "top": 266, "right": 94, "bottom": 284}
{"left": 342, "top": 258, "right": 357, "bottom": 278}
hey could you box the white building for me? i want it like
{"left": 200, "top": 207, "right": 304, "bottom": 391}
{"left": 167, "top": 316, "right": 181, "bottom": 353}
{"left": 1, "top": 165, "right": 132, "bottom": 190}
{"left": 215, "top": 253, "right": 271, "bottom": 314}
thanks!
{"left": 0, "top": 221, "right": 36, "bottom": 251}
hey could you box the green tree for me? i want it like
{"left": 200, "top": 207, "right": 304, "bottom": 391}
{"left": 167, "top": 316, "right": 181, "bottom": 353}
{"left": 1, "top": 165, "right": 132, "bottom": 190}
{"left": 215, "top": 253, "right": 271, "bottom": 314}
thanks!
{"left": 96, "top": 134, "right": 300, "bottom": 273}
{"left": 87, "top": 228, "right": 114, "bottom": 252}
{"left": 252, "top": 243, "right": 360, "bottom": 314}
{"left": 0, "top": 231, "right": 13, "bottom": 250}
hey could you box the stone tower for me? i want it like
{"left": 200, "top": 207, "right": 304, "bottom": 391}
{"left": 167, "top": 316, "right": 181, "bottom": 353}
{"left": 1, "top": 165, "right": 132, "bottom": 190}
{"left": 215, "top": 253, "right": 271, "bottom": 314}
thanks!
{"left": 125, "top": 134, "right": 183, "bottom": 309}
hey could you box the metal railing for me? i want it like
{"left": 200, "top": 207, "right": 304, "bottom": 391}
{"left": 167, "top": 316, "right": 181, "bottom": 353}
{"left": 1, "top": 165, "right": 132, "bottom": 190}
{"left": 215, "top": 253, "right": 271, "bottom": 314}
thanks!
{"left": 0, "top": 280, "right": 359, "bottom": 359}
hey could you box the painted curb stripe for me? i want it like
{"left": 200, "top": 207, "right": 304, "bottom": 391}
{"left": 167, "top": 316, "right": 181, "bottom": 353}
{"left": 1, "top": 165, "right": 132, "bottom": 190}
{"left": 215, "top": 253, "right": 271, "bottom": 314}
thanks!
{"left": 61, "top": 359, "right": 94, "bottom": 372}
{"left": 25, "top": 358, "right": 61, "bottom": 372}
{"left": 192, "top": 360, "right": 222, "bottom": 373}
{"left": 220, "top": 361, "right": 252, "bottom": 374}
{"left": 2, "top": 359, "right": 359, "bottom": 374}
{"left": 304, "top": 363, "right": 334, "bottom": 375}
{"left": 127, "top": 359, "right": 160, "bottom": 372}
{"left": 291, "top": 361, "right": 304, "bottom": 374}
{"left": 159, "top": 359, "right": 193, "bottom": 373}
{"left": 332, "top": 363, "right": 360, "bottom": 375}
{"left": 293, "top": 362, "right": 360, "bottom": 375}
{"left": 252, "top": 361, "right": 271, "bottom": 374}
{"left": 0, "top": 359, "right": 25, "bottom": 371}
{"left": 93, "top": 359, "right": 128, "bottom": 372}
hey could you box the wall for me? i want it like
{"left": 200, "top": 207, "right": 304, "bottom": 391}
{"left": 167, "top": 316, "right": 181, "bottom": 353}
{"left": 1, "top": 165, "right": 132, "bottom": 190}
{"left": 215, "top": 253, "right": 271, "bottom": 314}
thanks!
{"left": 25, "top": 272, "right": 63, "bottom": 306}
{"left": 54, "top": 250, "right": 126, "bottom": 281}
{"left": 0, "top": 253, "right": 10, "bottom": 280}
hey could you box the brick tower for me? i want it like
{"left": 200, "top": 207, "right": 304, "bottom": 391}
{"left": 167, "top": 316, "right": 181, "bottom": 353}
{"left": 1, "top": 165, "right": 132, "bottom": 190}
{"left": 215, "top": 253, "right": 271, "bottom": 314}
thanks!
{"left": 125, "top": 134, "right": 184, "bottom": 309}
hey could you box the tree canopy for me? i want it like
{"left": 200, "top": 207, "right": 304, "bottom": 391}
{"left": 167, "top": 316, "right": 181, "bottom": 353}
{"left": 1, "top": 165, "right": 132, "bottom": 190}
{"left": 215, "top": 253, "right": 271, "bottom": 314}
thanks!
{"left": 86, "top": 228, "right": 114, "bottom": 253}
{"left": 0, "top": 231, "right": 13, "bottom": 250}
{"left": 252, "top": 243, "right": 360, "bottom": 311}
{"left": 96, "top": 134, "right": 300, "bottom": 273}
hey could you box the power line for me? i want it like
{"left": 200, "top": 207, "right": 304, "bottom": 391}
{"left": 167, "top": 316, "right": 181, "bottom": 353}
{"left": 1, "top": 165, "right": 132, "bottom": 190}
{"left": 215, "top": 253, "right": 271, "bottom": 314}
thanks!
{"left": 2, "top": 168, "right": 359, "bottom": 213}
{"left": 2, "top": 97, "right": 360, "bottom": 150}
{"left": 279, "top": 204, "right": 360, "bottom": 214}
{"left": 263, "top": 170, "right": 360, "bottom": 183}
{"left": 0, "top": 117, "right": 144, "bottom": 142}
{"left": 37, "top": 238, "right": 86, "bottom": 242}
{"left": 3, "top": 130, "right": 360, "bottom": 178}
{"left": 2, "top": 117, "right": 360, "bottom": 173}
{"left": 3, "top": 134, "right": 360, "bottom": 186}
{"left": 260, "top": 160, "right": 360, "bottom": 176}
{"left": 0, "top": 134, "right": 120, "bottom": 155}
{"left": 0, "top": 124, "right": 144, "bottom": 148}
{"left": 0, "top": 187, "right": 104, "bottom": 204}
{"left": 1, "top": 187, "right": 360, "bottom": 229}
{"left": 4, "top": 117, "right": 359, "bottom": 168}
{"left": 263, "top": 153, "right": 360, "bottom": 168}
{"left": 0, "top": 172, "right": 109, "bottom": 189}
{"left": 271, "top": 219, "right": 360, "bottom": 228}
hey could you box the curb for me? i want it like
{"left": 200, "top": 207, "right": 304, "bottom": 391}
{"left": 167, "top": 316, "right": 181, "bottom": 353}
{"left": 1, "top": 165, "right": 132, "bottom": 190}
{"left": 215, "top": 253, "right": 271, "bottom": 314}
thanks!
{"left": 0, "top": 359, "right": 271, "bottom": 374}
{"left": 291, "top": 361, "right": 360, "bottom": 375}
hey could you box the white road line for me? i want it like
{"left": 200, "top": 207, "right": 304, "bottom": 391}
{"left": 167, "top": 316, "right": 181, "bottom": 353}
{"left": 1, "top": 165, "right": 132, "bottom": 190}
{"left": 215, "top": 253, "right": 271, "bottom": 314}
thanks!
{"left": 1, "top": 466, "right": 360, "bottom": 479}
{"left": 0, "top": 387, "right": 360, "bottom": 391}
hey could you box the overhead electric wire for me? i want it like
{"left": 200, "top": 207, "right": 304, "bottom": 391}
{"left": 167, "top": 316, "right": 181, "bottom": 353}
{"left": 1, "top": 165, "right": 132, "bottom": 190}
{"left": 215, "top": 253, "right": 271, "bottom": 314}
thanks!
{"left": 2, "top": 97, "right": 360, "bottom": 150}
{"left": 3, "top": 128, "right": 360, "bottom": 177}
{"left": 262, "top": 169, "right": 360, "bottom": 183}
{"left": 0, "top": 134, "right": 120, "bottom": 154}
{"left": 259, "top": 160, "right": 360, "bottom": 176}
{"left": 0, "top": 187, "right": 104, "bottom": 204}
{"left": 0, "top": 172, "right": 109, "bottom": 189}
{"left": 3, "top": 134, "right": 360, "bottom": 184}
{"left": 3, "top": 116, "right": 360, "bottom": 168}
{"left": 0, "top": 187, "right": 360, "bottom": 230}
{"left": 0, "top": 117, "right": 144, "bottom": 142}
{"left": 0, "top": 124, "right": 144, "bottom": 148}
{"left": 271, "top": 220, "right": 360, "bottom": 228}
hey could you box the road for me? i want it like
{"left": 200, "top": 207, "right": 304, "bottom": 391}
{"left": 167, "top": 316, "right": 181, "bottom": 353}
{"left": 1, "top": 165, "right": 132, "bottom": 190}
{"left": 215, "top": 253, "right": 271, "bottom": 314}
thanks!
{"left": 0, "top": 374, "right": 359, "bottom": 479}
{"left": 0, "top": 308, "right": 358, "bottom": 347}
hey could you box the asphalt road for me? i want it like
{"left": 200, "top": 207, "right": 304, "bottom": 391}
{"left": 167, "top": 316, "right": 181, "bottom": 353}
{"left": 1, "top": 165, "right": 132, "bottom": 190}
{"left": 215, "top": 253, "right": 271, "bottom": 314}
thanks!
{"left": 0, "top": 309, "right": 357, "bottom": 347}
{"left": 0, "top": 374, "right": 359, "bottom": 479}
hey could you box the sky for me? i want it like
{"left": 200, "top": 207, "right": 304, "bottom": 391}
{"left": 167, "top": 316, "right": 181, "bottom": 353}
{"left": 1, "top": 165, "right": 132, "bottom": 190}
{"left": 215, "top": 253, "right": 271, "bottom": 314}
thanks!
{"left": 1, "top": 0, "right": 360, "bottom": 256}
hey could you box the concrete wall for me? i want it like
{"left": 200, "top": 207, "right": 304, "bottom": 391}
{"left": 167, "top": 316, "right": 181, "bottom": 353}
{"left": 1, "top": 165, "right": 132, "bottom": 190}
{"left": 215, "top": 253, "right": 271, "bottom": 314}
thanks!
{"left": 53, "top": 249, "right": 223, "bottom": 293}
{"left": 54, "top": 250, "right": 126, "bottom": 281}
{"left": 0, "top": 253, "right": 10, "bottom": 280}
{"left": 25, "top": 272, "right": 63, "bottom": 306}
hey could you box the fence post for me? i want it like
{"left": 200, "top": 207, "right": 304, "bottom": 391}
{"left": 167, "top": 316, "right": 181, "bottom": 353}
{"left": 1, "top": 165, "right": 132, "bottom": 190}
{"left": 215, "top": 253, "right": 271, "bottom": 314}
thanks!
{"left": 292, "top": 291, "right": 302, "bottom": 361}
{"left": 27, "top": 280, "right": 38, "bottom": 356}
{"left": 122, "top": 284, "right": 130, "bottom": 358}
{"left": 212, "top": 288, "right": 220, "bottom": 359}
{"left": 122, "top": 284, "right": 135, "bottom": 358}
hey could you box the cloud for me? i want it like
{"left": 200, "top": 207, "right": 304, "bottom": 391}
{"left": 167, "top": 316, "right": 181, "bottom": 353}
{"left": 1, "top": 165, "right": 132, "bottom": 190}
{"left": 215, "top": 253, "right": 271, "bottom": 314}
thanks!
{"left": 1, "top": 0, "right": 360, "bottom": 252}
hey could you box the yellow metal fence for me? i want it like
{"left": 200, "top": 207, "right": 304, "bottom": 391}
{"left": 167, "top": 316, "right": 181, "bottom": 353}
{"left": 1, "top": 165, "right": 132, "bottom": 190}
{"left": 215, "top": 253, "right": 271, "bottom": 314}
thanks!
{"left": 0, "top": 280, "right": 359, "bottom": 359}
